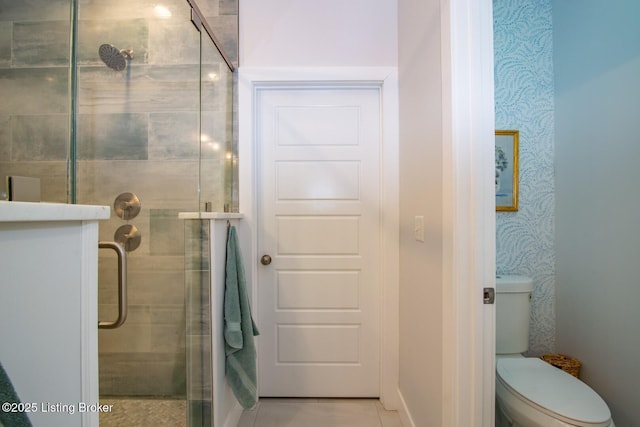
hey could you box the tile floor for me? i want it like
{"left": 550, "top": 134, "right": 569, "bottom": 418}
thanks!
{"left": 98, "top": 396, "right": 403, "bottom": 427}
{"left": 99, "top": 398, "right": 186, "bottom": 427}
{"left": 238, "top": 398, "right": 403, "bottom": 427}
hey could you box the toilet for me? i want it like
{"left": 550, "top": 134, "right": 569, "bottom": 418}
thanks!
{"left": 495, "top": 275, "right": 615, "bottom": 427}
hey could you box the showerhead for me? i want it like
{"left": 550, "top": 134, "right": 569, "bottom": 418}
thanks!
{"left": 99, "top": 44, "right": 134, "bottom": 71}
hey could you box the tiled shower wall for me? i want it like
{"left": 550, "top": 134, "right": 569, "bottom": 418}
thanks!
{"left": 0, "top": 0, "right": 237, "bottom": 201}
{"left": 0, "top": 0, "right": 237, "bottom": 397}
{"left": 0, "top": 0, "right": 71, "bottom": 201}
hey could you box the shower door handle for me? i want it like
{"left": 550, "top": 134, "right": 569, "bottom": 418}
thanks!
{"left": 98, "top": 241, "right": 128, "bottom": 329}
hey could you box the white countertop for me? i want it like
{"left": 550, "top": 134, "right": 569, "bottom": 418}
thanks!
{"left": 178, "top": 212, "right": 244, "bottom": 220}
{"left": 0, "top": 201, "right": 110, "bottom": 222}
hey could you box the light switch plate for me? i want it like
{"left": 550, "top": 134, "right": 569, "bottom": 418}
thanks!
{"left": 414, "top": 215, "right": 424, "bottom": 242}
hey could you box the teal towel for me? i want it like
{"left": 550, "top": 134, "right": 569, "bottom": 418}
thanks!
{"left": 224, "top": 225, "right": 259, "bottom": 409}
{"left": 0, "top": 362, "right": 33, "bottom": 427}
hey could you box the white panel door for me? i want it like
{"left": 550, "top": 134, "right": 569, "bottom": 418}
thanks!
{"left": 257, "top": 86, "right": 381, "bottom": 396}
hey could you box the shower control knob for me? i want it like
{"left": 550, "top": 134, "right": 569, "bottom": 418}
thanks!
{"left": 114, "top": 192, "right": 141, "bottom": 220}
{"left": 260, "top": 255, "right": 272, "bottom": 266}
{"left": 114, "top": 224, "right": 142, "bottom": 252}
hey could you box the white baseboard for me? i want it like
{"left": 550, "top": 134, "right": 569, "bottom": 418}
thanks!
{"left": 397, "top": 389, "right": 416, "bottom": 427}
{"left": 222, "top": 400, "right": 244, "bottom": 427}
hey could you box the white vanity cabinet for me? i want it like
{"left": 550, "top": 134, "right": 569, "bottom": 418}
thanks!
{"left": 0, "top": 202, "right": 109, "bottom": 427}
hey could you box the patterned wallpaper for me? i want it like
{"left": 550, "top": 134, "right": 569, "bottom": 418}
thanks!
{"left": 494, "top": 0, "right": 555, "bottom": 354}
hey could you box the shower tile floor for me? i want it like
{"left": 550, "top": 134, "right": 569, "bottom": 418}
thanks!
{"left": 238, "top": 398, "right": 403, "bottom": 427}
{"left": 99, "top": 397, "right": 186, "bottom": 427}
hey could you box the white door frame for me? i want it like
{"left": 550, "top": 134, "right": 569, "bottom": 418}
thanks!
{"left": 238, "top": 67, "right": 400, "bottom": 408}
{"left": 442, "top": 0, "right": 496, "bottom": 425}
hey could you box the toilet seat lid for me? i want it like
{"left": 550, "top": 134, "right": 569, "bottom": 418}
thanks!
{"left": 497, "top": 358, "right": 611, "bottom": 424}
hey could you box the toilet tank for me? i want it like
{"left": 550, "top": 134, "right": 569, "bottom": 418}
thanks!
{"left": 496, "top": 275, "right": 533, "bottom": 355}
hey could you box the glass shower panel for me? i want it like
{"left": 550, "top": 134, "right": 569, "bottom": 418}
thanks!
{"left": 183, "top": 20, "right": 237, "bottom": 427}
{"left": 0, "top": 0, "right": 72, "bottom": 202}
{"left": 74, "top": 0, "right": 201, "bottom": 424}
{"left": 200, "top": 27, "right": 236, "bottom": 213}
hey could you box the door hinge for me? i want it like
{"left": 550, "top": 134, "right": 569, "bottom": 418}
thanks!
{"left": 483, "top": 287, "right": 495, "bottom": 304}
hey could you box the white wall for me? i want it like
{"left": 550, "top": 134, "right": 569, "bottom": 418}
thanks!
{"left": 239, "top": 0, "right": 397, "bottom": 66}
{"left": 397, "top": 0, "right": 445, "bottom": 425}
{"left": 553, "top": 1, "right": 640, "bottom": 424}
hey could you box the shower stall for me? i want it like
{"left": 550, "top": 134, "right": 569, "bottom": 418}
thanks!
{"left": 0, "top": 0, "right": 237, "bottom": 425}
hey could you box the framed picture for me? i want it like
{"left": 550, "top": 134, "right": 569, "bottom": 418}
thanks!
{"left": 495, "top": 130, "right": 519, "bottom": 211}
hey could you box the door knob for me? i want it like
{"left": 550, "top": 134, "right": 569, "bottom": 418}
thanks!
{"left": 260, "top": 254, "right": 272, "bottom": 265}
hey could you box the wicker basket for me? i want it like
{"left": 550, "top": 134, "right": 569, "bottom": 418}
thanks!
{"left": 540, "top": 354, "right": 581, "bottom": 378}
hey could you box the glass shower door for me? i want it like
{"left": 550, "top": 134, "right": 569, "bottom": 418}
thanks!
{"left": 74, "top": 1, "right": 206, "bottom": 425}
{"left": 1, "top": 0, "right": 236, "bottom": 424}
